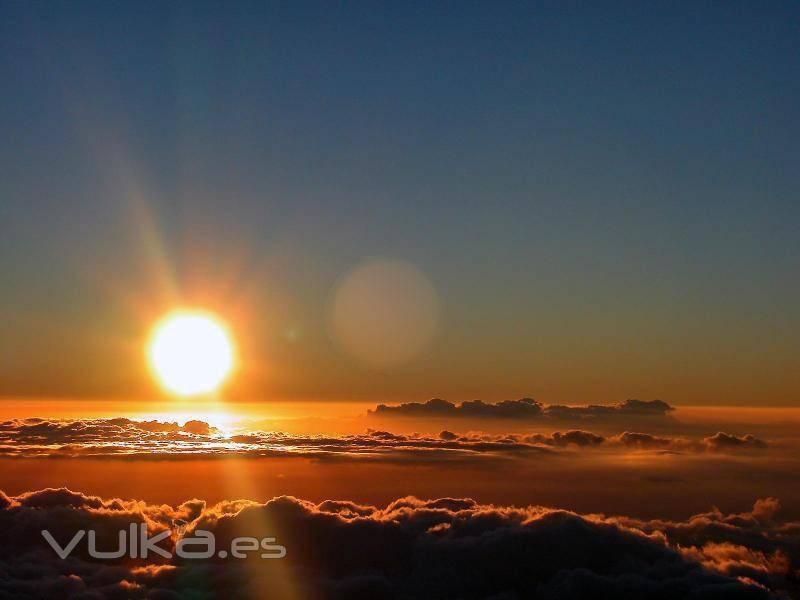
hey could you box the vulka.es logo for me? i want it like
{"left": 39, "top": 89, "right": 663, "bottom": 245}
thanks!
{"left": 41, "top": 523, "right": 287, "bottom": 560}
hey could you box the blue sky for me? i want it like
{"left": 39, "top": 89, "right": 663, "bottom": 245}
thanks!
{"left": 1, "top": 2, "right": 799, "bottom": 404}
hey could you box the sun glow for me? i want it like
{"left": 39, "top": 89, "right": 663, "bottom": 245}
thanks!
{"left": 147, "top": 310, "right": 235, "bottom": 396}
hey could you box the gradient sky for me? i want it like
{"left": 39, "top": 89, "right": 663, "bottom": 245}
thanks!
{"left": 1, "top": 2, "right": 799, "bottom": 405}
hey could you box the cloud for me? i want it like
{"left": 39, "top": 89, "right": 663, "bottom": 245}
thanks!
{"left": 0, "top": 418, "right": 769, "bottom": 461}
{"left": 704, "top": 432, "right": 768, "bottom": 451}
{"left": 606, "top": 431, "right": 769, "bottom": 453}
{"left": 607, "top": 498, "right": 799, "bottom": 596}
{"left": 526, "top": 430, "right": 606, "bottom": 447}
{"left": 609, "top": 431, "right": 673, "bottom": 449}
{"left": 0, "top": 417, "right": 217, "bottom": 445}
{"left": 0, "top": 418, "right": 555, "bottom": 461}
{"left": 680, "top": 542, "right": 791, "bottom": 592}
{"left": 369, "top": 397, "right": 676, "bottom": 421}
{"left": 0, "top": 488, "right": 794, "bottom": 598}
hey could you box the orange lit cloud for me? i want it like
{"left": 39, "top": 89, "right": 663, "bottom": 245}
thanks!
{"left": 0, "top": 417, "right": 769, "bottom": 460}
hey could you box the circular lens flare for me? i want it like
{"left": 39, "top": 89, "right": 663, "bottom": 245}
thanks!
{"left": 148, "top": 310, "right": 235, "bottom": 396}
{"left": 330, "top": 259, "right": 440, "bottom": 368}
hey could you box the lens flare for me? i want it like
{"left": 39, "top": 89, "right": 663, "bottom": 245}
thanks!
{"left": 330, "top": 259, "right": 440, "bottom": 368}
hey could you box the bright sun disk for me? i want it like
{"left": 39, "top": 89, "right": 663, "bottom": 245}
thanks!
{"left": 148, "top": 310, "right": 235, "bottom": 396}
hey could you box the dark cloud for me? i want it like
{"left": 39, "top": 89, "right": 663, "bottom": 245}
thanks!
{"left": 607, "top": 431, "right": 770, "bottom": 453}
{"left": 370, "top": 397, "right": 675, "bottom": 421}
{"left": 704, "top": 432, "right": 768, "bottom": 451}
{"left": 609, "top": 431, "right": 674, "bottom": 449}
{"left": 526, "top": 430, "right": 606, "bottom": 447}
{"left": 0, "top": 488, "right": 794, "bottom": 599}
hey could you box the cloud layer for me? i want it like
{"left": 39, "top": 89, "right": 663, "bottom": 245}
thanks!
{"left": 0, "top": 487, "right": 795, "bottom": 599}
{"left": 0, "top": 418, "right": 768, "bottom": 460}
{"left": 369, "top": 397, "right": 676, "bottom": 420}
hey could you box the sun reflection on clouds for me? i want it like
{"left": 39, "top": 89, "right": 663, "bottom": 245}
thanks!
{"left": 135, "top": 412, "right": 240, "bottom": 436}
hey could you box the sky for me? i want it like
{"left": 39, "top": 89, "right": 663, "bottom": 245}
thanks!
{"left": 1, "top": 2, "right": 799, "bottom": 405}
{"left": 1, "top": 6, "right": 800, "bottom": 598}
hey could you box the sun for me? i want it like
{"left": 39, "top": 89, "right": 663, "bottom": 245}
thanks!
{"left": 147, "top": 310, "right": 236, "bottom": 396}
